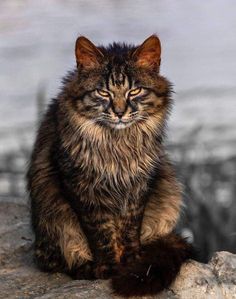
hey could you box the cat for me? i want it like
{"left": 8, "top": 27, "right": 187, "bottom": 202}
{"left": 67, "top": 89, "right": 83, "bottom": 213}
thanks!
{"left": 27, "top": 35, "right": 194, "bottom": 297}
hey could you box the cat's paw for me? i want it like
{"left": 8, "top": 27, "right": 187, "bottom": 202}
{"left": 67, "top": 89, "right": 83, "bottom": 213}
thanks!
{"left": 94, "top": 263, "right": 116, "bottom": 279}
{"left": 75, "top": 261, "right": 96, "bottom": 280}
{"left": 120, "top": 250, "right": 141, "bottom": 265}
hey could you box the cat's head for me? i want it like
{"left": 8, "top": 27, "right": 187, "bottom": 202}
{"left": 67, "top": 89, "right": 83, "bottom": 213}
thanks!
{"left": 67, "top": 35, "right": 172, "bottom": 132}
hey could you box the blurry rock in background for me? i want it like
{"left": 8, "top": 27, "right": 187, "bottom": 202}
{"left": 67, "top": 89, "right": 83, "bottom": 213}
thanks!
{"left": 0, "top": 0, "right": 235, "bottom": 262}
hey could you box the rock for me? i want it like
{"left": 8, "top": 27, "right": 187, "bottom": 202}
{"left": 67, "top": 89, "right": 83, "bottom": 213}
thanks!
{"left": 0, "top": 196, "right": 235, "bottom": 299}
{"left": 210, "top": 252, "right": 236, "bottom": 299}
{"left": 16, "top": 254, "right": 236, "bottom": 299}
{"left": 0, "top": 266, "right": 71, "bottom": 299}
{"left": 161, "top": 253, "right": 236, "bottom": 299}
{"left": 34, "top": 280, "right": 114, "bottom": 299}
{"left": 0, "top": 200, "right": 32, "bottom": 267}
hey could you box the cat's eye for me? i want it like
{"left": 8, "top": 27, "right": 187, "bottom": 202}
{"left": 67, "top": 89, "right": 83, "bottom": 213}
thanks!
{"left": 129, "top": 87, "right": 142, "bottom": 97}
{"left": 97, "top": 89, "right": 110, "bottom": 97}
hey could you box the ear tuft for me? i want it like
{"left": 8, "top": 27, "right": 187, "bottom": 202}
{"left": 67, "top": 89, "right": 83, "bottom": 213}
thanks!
{"left": 75, "top": 36, "right": 104, "bottom": 69}
{"left": 132, "top": 35, "right": 161, "bottom": 69}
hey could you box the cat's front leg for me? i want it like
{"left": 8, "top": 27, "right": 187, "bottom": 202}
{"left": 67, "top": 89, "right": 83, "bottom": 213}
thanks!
{"left": 75, "top": 206, "right": 119, "bottom": 279}
{"left": 118, "top": 205, "right": 145, "bottom": 265}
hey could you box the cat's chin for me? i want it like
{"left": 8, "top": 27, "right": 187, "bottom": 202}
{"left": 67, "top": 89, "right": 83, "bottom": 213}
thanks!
{"left": 110, "top": 121, "right": 134, "bottom": 130}
{"left": 97, "top": 119, "right": 135, "bottom": 130}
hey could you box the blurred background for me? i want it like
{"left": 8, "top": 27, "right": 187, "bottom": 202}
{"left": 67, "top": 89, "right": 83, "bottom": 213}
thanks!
{"left": 0, "top": 0, "right": 235, "bottom": 262}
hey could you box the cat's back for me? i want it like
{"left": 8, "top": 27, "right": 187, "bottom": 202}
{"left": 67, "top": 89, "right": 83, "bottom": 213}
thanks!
{"left": 28, "top": 101, "right": 59, "bottom": 178}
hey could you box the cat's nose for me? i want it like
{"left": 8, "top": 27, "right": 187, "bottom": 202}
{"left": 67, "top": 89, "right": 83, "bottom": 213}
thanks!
{"left": 116, "top": 112, "right": 124, "bottom": 118}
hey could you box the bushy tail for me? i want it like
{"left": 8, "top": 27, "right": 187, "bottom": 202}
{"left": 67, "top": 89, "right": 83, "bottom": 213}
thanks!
{"left": 111, "top": 233, "right": 194, "bottom": 297}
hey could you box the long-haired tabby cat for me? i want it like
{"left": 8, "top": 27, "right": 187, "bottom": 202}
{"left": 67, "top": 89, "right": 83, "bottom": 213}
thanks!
{"left": 27, "top": 35, "right": 194, "bottom": 297}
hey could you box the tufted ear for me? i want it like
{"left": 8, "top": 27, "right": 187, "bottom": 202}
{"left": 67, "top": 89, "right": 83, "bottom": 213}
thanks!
{"left": 75, "top": 36, "right": 104, "bottom": 69}
{"left": 132, "top": 35, "right": 161, "bottom": 69}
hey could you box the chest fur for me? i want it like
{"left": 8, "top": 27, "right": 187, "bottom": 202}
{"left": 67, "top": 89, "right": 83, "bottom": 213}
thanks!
{"left": 59, "top": 127, "right": 159, "bottom": 208}
{"left": 78, "top": 132, "right": 157, "bottom": 177}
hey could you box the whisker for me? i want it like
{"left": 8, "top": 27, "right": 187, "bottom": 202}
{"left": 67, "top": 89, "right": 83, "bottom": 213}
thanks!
{"left": 146, "top": 264, "right": 152, "bottom": 276}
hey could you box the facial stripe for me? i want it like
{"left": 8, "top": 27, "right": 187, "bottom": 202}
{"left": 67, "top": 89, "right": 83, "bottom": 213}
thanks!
{"left": 122, "top": 74, "right": 130, "bottom": 89}
{"left": 121, "top": 72, "right": 126, "bottom": 86}
{"left": 105, "top": 66, "right": 113, "bottom": 90}
{"left": 107, "top": 72, "right": 131, "bottom": 91}
{"left": 127, "top": 74, "right": 133, "bottom": 89}
{"left": 110, "top": 72, "right": 115, "bottom": 86}
{"left": 128, "top": 99, "right": 138, "bottom": 113}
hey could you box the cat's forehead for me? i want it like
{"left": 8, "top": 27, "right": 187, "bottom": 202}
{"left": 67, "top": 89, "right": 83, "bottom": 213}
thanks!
{"left": 108, "top": 71, "right": 131, "bottom": 91}
{"left": 101, "top": 68, "right": 136, "bottom": 93}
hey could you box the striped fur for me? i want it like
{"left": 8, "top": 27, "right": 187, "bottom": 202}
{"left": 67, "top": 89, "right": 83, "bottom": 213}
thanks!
{"left": 27, "top": 35, "right": 193, "bottom": 296}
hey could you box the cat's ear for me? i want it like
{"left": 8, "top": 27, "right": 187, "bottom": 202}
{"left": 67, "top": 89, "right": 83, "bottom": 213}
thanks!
{"left": 75, "top": 36, "right": 104, "bottom": 69}
{"left": 132, "top": 35, "right": 161, "bottom": 69}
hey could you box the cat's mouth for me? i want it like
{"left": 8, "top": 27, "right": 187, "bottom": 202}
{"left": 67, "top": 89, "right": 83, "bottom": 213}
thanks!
{"left": 113, "top": 120, "right": 134, "bottom": 129}
{"left": 97, "top": 118, "right": 135, "bottom": 129}
{"left": 108, "top": 119, "right": 134, "bottom": 129}
{"left": 97, "top": 113, "right": 147, "bottom": 129}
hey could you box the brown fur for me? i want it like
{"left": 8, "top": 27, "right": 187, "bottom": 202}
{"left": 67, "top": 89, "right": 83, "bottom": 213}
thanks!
{"left": 112, "top": 233, "right": 194, "bottom": 297}
{"left": 27, "top": 35, "right": 193, "bottom": 296}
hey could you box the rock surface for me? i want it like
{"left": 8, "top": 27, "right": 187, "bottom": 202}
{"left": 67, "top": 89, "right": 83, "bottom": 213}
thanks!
{"left": 0, "top": 196, "right": 235, "bottom": 299}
